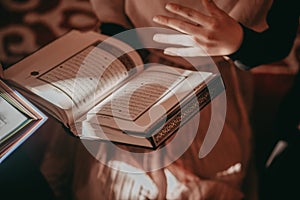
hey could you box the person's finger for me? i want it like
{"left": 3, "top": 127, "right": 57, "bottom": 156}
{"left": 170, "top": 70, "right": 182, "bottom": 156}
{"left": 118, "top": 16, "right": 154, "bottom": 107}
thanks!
{"left": 153, "top": 15, "right": 203, "bottom": 35}
{"left": 153, "top": 34, "right": 198, "bottom": 47}
{"left": 164, "top": 47, "right": 207, "bottom": 57}
{"left": 165, "top": 3, "right": 212, "bottom": 26}
{"left": 202, "top": 0, "right": 225, "bottom": 16}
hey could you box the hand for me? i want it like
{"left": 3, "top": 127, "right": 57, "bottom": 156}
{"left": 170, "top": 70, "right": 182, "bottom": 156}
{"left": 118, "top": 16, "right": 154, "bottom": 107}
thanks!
{"left": 152, "top": 0, "right": 243, "bottom": 57}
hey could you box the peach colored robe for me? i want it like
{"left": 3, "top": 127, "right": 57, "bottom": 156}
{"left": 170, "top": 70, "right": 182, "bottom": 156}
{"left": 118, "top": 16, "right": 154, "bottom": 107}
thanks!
{"left": 73, "top": 0, "right": 275, "bottom": 199}
{"left": 42, "top": 1, "right": 274, "bottom": 199}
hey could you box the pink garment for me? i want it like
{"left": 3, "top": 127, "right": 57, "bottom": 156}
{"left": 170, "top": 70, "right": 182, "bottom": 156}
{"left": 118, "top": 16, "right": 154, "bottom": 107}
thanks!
{"left": 73, "top": 0, "right": 268, "bottom": 199}
{"left": 40, "top": 0, "right": 277, "bottom": 199}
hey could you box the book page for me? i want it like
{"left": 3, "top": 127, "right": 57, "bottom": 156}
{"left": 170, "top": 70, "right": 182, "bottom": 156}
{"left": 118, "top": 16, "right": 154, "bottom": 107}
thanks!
{"left": 83, "top": 65, "right": 213, "bottom": 134}
{"left": 29, "top": 42, "right": 141, "bottom": 124}
{"left": 38, "top": 45, "right": 132, "bottom": 108}
{"left": 0, "top": 80, "right": 46, "bottom": 162}
{"left": 4, "top": 31, "right": 144, "bottom": 125}
{"left": 89, "top": 68, "right": 187, "bottom": 121}
{"left": 0, "top": 96, "right": 29, "bottom": 142}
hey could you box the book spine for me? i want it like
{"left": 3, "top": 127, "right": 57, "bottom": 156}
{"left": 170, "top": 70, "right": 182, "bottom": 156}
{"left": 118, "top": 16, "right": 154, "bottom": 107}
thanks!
{"left": 150, "top": 75, "right": 224, "bottom": 148}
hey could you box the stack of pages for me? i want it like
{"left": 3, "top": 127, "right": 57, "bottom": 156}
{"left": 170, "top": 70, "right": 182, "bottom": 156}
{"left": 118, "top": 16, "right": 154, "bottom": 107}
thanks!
{"left": 0, "top": 80, "right": 47, "bottom": 163}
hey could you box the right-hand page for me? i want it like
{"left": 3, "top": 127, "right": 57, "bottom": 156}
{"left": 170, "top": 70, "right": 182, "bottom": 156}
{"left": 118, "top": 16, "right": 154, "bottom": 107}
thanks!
{"left": 85, "top": 65, "right": 213, "bottom": 134}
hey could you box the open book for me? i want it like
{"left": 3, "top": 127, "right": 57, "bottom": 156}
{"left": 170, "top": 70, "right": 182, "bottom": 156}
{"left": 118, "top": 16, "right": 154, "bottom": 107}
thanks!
{"left": 0, "top": 79, "right": 47, "bottom": 163}
{"left": 4, "top": 30, "right": 224, "bottom": 149}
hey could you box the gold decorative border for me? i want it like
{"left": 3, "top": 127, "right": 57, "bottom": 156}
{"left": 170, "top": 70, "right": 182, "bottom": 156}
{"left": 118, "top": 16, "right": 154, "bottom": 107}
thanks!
{"left": 152, "top": 75, "right": 224, "bottom": 147}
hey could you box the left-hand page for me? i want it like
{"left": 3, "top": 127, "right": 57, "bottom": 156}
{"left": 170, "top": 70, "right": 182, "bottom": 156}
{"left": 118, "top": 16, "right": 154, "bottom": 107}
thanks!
{"left": 3, "top": 30, "right": 144, "bottom": 130}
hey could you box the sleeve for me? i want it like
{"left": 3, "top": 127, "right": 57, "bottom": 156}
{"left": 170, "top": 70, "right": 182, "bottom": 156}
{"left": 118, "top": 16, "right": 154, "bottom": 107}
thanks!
{"left": 228, "top": 0, "right": 299, "bottom": 70}
{"left": 276, "top": 71, "right": 300, "bottom": 142}
{"left": 89, "top": 0, "right": 132, "bottom": 35}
